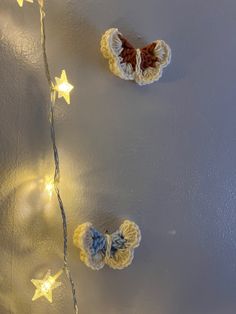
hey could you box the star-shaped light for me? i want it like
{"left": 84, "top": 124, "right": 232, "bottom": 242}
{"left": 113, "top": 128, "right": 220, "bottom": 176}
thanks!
{"left": 44, "top": 176, "right": 54, "bottom": 199}
{"left": 17, "top": 0, "right": 33, "bottom": 7}
{"left": 55, "top": 70, "right": 74, "bottom": 104}
{"left": 31, "top": 269, "right": 63, "bottom": 303}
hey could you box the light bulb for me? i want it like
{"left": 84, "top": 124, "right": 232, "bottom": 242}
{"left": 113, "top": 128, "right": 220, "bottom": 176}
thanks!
{"left": 17, "top": 0, "right": 33, "bottom": 7}
{"left": 44, "top": 177, "right": 54, "bottom": 198}
{"left": 58, "top": 82, "right": 72, "bottom": 93}
{"left": 54, "top": 70, "right": 74, "bottom": 104}
{"left": 31, "top": 269, "right": 63, "bottom": 303}
{"left": 41, "top": 280, "right": 52, "bottom": 292}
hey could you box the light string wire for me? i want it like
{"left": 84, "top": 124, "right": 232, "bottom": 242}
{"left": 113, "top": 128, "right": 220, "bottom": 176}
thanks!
{"left": 38, "top": 1, "right": 79, "bottom": 313}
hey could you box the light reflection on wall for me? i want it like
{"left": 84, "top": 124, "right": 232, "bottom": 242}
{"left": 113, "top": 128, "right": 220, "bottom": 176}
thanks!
{"left": 0, "top": 150, "right": 84, "bottom": 313}
{"left": 1, "top": 151, "right": 84, "bottom": 226}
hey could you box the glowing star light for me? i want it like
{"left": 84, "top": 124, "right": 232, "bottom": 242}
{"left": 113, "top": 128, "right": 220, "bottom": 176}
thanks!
{"left": 17, "top": 0, "right": 33, "bottom": 7}
{"left": 55, "top": 70, "right": 74, "bottom": 104}
{"left": 44, "top": 176, "right": 54, "bottom": 198}
{"left": 31, "top": 269, "right": 63, "bottom": 303}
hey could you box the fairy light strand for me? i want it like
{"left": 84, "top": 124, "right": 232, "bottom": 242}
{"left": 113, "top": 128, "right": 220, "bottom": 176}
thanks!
{"left": 38, "top": 1, "right": 79, "bottom": 313}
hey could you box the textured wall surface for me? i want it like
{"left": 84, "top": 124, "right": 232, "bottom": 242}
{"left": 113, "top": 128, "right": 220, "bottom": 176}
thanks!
{"left": 1, "top": 0, "right": 236, "bottom": 314}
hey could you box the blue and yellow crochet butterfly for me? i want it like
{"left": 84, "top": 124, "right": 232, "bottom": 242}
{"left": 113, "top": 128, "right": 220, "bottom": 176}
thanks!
{"left": 73, "top": 220, "right": 141, "bottom": 270}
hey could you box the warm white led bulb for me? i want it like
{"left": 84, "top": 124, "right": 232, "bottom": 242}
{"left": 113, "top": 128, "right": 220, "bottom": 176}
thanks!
{"left": 31, "top": 270, "right": 62, "bottom": 303}
{"left": 45, "top": 182, "right": 54, "bottom": 194}
{"left": 44, "top": 177, "right": 54, "bottom": 198}
{"left": 58, "top": 82, "right": 73, "bottom": 93}
{"left": 55, "top": 70, "right": 74, "bottom": 104}
{"left": 41, "top": 280, "right": 53, "bottom": 292}
{"left": 17, "top": 0, "right": 33, "bottom": 7}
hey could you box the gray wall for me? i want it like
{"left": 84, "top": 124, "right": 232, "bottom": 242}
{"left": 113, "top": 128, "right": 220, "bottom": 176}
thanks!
{"left": 1, "top": 0, "right": 236, "bottom": 313}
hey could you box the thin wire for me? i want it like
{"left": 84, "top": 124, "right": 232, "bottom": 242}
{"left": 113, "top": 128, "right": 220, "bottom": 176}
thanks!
{"left": 39, "top": 2, "right": 79, "bottom": 313}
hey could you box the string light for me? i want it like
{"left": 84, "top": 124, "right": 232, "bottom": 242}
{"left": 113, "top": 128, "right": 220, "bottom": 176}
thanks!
{"left": 17, "top": 0, "right": 33, "bottom": 7}
{"left": 54, "top": 70, "right": 74, "bottom": 105}
{"left": 17, "top": 0, "right": 79, "bottom": 313}
{"left": 31, "top": 269, "right": 63, "bottom": 303}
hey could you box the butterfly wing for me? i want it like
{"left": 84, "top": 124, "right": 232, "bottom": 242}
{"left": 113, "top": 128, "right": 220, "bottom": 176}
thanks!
{"left": 135, "top": 40, "right": 171, "bottom": 85}
{"left": 105, "top": 220, "right": 141, "bottom": 270}
{"left": 73, "top": 223, "right": 106, "bottom": 270}
{"left": 101, "top": 28, "right": 136, "bottom": 80}
{"left": 106, "top": 248, "right": 134, "bottom": 270}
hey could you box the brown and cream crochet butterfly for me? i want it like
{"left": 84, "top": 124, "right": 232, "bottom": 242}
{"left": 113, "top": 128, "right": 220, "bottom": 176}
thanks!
{"left": 101, "top": 28, "right": 171, "bottom": 86}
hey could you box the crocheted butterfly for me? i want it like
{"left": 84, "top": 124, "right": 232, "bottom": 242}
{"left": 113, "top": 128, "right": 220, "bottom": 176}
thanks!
{"left": 73, "top": 220, "right": 141, "bottom": 270}
{"left": 101, "top": 28, "right": 171, "bottom": 86}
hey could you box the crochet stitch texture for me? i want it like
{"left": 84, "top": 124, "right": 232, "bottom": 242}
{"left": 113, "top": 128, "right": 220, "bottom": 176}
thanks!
{"left": 101, "top": 28, "right": 171, "bottom": 85}
{"left": 73, "top": 220, "right": 141, "bottom": 270}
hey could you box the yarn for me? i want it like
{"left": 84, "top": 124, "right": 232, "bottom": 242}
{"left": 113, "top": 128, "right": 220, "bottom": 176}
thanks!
{"left": 73, "top": 220, "right": 141, "bottom": 270}
{"left": 100, "top": 28, "right": 171, "bottom": 86}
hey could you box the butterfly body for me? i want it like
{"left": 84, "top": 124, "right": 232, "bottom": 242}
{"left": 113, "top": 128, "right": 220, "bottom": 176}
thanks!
{"left": 101, "top": 28, "right": 171, "bottom": 85}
